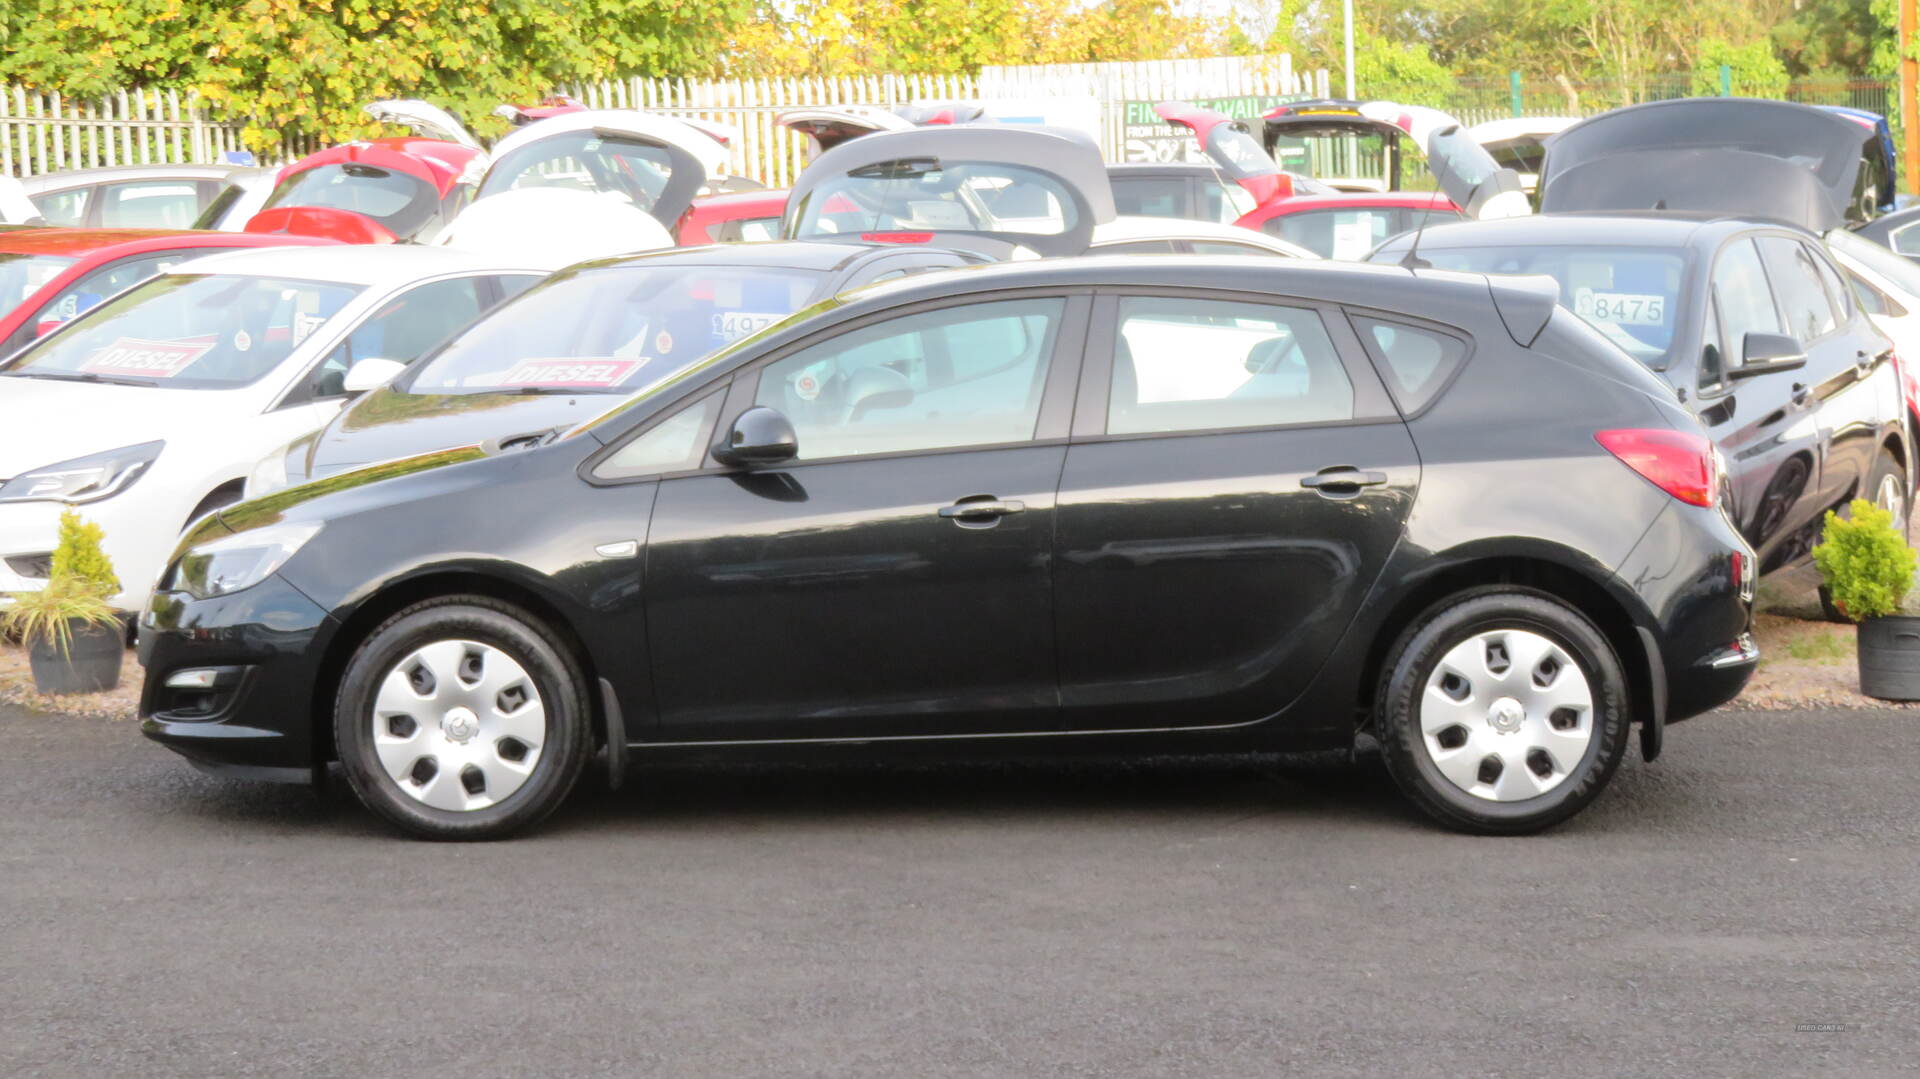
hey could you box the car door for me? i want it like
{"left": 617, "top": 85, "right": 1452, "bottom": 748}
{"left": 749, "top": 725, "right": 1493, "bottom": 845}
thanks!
{"left": 1053, "top": 290, "right": 1419, "bottom": 731}
{"left": 640, "top": 292, "right": 1089, "bottom": 742}
{"left": 1696, "top": 235, "right": 1827, "bottom": 566}
{"left": 91, "top": 180, "right": 214, "bottom": 228}
{"left": 1759, "top": 234, "right": 1889, "bottom": 511}
{"left": 29, "top": 185, "right": 93, "bottom": 227}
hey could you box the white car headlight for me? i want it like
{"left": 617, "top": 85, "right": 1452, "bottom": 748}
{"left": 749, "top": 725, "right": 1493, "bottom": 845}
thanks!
{"left": 169, "top": 520, "right": 322, "bottom": 600}
{"left": 245, "top": 449, "right": 290, "bottom": 499}
{"left": 0, "top": 441, "right": 164, "bottom": 504}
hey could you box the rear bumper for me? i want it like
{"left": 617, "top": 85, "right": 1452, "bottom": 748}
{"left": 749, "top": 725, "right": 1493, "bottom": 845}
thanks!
{"left": 137, "top": 574, "right": 337, "bottom": 770}
{"left": 1618, "top": 502, "right": 1759, "bottom": 725}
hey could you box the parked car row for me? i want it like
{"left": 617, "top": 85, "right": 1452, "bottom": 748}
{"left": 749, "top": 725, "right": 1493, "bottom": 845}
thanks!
{"left": 9, "top": 91, "right": 1909, "bottom": 840}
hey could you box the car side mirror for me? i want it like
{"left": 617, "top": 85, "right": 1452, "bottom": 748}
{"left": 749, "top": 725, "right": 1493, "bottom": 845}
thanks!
{"left": 342, "top": 357, "right": 408, "bottom": 394}
{"left": 844, "top": 365, "right": 914, "bottom": 421}
{"left": 1731, "top": 333, "right": 1807, "bottom": 379}
{"left": 711, "top": 406, "right": 799, "bottom": 468}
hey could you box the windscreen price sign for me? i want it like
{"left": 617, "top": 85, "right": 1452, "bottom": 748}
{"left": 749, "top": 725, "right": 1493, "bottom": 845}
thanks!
{"left": 1119, "top": 95, "right": 1308, "bottom": 163}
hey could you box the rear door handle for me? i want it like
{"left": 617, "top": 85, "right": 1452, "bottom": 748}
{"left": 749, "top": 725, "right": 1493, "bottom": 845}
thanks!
{"left": 938, "top": 499, "right": 1025, "bottom": 520}
{"left": 1791, "top": 382, "right": 1811, "bottom": 406}
{"left": 1300, "top": 468, "right": 1388, "bottom": 491}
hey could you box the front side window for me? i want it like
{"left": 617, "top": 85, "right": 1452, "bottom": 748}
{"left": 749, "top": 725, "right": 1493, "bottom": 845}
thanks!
{"left": 405, "top": 263, "right": 829, "bottom": 396}
{"left": 304, "top": 277, "right": 488, "bottom": 398}
{"left": 1110, "top": 296, "right": 1353, "bottom": 435}
{"left": 754, "top": 297, "right": 1064, "bottom": 460}
{"left": 1699, "top": 300, "right": 1730, "bottom": 391}
{"left": 29, "top": 187, "right": 90, "bottom": 227}
{"left": 263, "top": 164, "right": 442, "bottom": 239}
{"left": 1758, "top": 235, "right": 1838, "bottom": 342}
{"left": 596, "top": 390, "right": 726, "bottom": 480}
{"left": 96, "top": 181, "right": 205, "bottom": 229}
{"left": 0, "top": 273, "right": 361, "bottom": 389}
{"left": 1713, "top": 238, "right": 1784, "bottom": 363}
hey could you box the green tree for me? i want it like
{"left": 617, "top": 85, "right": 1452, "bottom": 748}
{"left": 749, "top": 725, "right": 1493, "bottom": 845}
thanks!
{"left": 1690, "top": 37, "right": 1792, "bottom": 96}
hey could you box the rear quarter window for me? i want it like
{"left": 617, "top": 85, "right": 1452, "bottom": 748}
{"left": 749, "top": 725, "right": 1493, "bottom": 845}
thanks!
{"left": 1349, "top": 315, "right": 1469, "bottom": 415}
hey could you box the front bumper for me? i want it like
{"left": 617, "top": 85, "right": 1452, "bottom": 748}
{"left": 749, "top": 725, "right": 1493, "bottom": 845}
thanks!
{"left": 138, "top": 574, "right": 338, "bottom": 771}
{"left": 0, "top": 492, "right": 179, "bottom": 610}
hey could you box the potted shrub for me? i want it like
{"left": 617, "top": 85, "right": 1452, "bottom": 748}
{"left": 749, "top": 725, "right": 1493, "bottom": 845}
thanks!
{"left": 1813, "top": 498, "right": 1920, "bottom": 700}
{"left": 1, "top": 509, "right": 124, "bottom": 695}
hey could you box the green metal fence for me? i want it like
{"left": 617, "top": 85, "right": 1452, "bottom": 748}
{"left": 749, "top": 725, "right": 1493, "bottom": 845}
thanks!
{"left": 1426, "top": 73, "right": 1893, "bottom": 126}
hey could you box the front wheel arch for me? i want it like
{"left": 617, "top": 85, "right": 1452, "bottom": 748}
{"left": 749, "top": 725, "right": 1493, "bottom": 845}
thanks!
{"left": 310, "top": 571, "right": 605, "bottom": 769}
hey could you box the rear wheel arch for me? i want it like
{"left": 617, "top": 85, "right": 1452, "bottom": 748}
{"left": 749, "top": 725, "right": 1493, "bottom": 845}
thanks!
{"left": 1357, "top": 555, "right": 1655, "bottom": 740}
{"left": 310, "top": 571, "right": 604, "bottom": 767}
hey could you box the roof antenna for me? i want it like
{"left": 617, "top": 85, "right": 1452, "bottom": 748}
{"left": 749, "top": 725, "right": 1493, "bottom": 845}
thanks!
{"left": 1399, "top": 198, "right": 1434, "bottom": 269}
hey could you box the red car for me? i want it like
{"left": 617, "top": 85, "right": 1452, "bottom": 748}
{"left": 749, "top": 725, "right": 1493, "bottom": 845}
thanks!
{"left": 678, "top": 190, "right": 789, "bottom": 245}
{"left": 0, "top": 228, "right": 337, "bottom": 359}
{"left": 1153, "top": 102, "right": 1462, "bottom": 259}
{"left": 245, "top": 136, "right": 484, "bottom": 245}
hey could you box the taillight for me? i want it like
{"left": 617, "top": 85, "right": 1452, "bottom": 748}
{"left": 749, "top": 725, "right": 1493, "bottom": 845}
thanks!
{"left": 1595, "top": 428, "right": 1718, "bottom": 507}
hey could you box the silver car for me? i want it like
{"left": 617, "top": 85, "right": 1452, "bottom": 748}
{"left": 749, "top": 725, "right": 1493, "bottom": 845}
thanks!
{"left": 18, "top": 164, "right": 264, "bottom": 230}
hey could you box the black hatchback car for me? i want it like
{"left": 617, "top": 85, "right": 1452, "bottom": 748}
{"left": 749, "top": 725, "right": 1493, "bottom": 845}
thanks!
{"left": 1372, "top": 213, "right": 1905, "bottom": 574}
{"left": 140, "top": 258, "right": 1757, "bottom": 839}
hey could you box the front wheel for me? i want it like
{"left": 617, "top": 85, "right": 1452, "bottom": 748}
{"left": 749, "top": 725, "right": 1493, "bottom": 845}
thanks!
{"left": 1374, "top": 588, "right": 1631, "bottom": 835}
{"left": 334, "top": 596, "right": 594, "bottom": 840}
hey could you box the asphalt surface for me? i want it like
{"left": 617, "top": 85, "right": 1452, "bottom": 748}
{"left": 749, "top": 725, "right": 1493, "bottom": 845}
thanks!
{"left": 1, "top": 704, "right": 1916, "bottom": 1077}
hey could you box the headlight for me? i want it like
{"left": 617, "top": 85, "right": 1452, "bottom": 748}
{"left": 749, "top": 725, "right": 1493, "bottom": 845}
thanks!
{"left": 0, "top": 441, "right": 164, "bottom": 504}
{"left": 245, "top": 449, "right": 290, "bottom": 499}
{"left": 170, "top": 520, "right": 322, "bottom": 600}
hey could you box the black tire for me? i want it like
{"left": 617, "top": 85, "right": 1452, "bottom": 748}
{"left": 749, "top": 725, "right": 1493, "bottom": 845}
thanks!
{"left": 334, "top": 596, "right": 594, "bottom": 840}
{"left": 1820, "top": 449, "right": 1908, "bottom": 621}
{"left": 1374, "top": 587, "right": 1631, "bottom": 835}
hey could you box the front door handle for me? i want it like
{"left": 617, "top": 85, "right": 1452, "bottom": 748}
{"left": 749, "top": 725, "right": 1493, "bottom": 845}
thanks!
{"left": 1300, "top": 468, "right": 1388, "bottom": 492}
{"left": 938, "top": 498, "right": 1026, "bottom": 521}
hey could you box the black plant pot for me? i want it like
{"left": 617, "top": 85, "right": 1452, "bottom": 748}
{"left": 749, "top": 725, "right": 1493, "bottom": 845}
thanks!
{"left": 26, "top": 619, "right": 124, "bottom": 695}
{"left": 1858, "top": 615, "right": 1920, "bottom": 701}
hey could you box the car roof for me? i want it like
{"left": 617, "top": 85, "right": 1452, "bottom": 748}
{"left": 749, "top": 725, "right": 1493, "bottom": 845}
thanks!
{"left": 571, "top": 239, "right": 901, "bottom": 276}
{"left": 16, "top": 164, "right": 245, "bottom": 192}
{"left": 1105, "top": 163, "right": 1223, "bottom": 177}
{"left": 0, "top": 227, "right": 332, "bottom": 258}
{"left": 1090, "top": 215, "right": 1318, "bottom": 256}
{"left": 840, "top": 253, "right": 1513, "bottom": 325}
{"left": 1372, "top": 211, "right": 1791, "bottom": 253}
{"left": 159, "top": 243, "right": 559, "bottom": 285}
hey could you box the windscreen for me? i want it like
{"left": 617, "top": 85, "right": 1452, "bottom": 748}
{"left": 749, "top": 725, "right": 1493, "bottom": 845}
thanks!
{"left": 0, "top": 274, "right": 362, "bottom": 388}
{"left": 790, "top": 161, "right": 1078, "bottom": 239}
{"left": 476, "top": 131, "right": 675, "bottom": 211}
{"left": 0, "top": 252, "right": 77, "bottom": 308}
{"left": 402, "top": 264, "right": 828, "bottom": 394}
{"left": 263, "top": 164, "right": 442, "bottom": 238}
{"left": 1417, "top": 244, "right": 1687, "bottom": 367}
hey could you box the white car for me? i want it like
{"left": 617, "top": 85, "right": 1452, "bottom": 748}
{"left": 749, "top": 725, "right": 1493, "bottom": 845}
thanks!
{"left": 18, "top": 164, "right": 257, "bottom": 230}
{"left": 1088, "top": 216, "right": 1319, "bottom": 259}
{"left": 0, "top": 245, "right": 557, "bottom": 609}
{"left": 433, "top": 109, "right": 730, "bottom": 262}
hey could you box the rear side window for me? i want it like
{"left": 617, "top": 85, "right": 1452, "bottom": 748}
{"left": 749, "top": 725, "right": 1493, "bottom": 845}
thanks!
{"left": 30, "top": 187, "right": 91, "bottom": 226}
{"left": 1110, "top": 177, "right": 1187, "bottom": 219}
{"left": 1110, "top": 296, "right": 1355, "bottom": 434}
{"left": 1351, "top": 316, "right": 1468, "bottom": 414}
{"left": 1758, "top": 235, "right": 1838, "bottom": 342}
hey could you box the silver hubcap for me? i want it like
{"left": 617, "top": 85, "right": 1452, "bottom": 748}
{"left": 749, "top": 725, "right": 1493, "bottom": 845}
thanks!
{"left": 1875, "top": 472, "right": 1905, "bottom": 526}
{"left": 1420, "top": 628, "right": 1594, "bottom": 802}
{"left": 372, "top": 640, "right": 545, "bottom": 811}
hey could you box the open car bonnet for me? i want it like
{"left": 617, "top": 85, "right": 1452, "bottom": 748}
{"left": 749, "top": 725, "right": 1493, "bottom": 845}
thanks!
{"left": 1153, "top": 102, "right": 1295, "bottom": 208}
{"left": 777, "top": 107, "right": 915, "bottom": 161}
{"left": 1537, "top": 98, "right": 1887, "bottom": 231}
{"left": 363, "top": 99, "right": 484, "bottom": 151}
{"left": 466, "top": 110, "right": 722, "bottom": 229}
{"left": 782, "top": 125, "right": 1115, "bottom": 258}
{"left": 1357, "top": 102, "right": 1528, "bottom": 221}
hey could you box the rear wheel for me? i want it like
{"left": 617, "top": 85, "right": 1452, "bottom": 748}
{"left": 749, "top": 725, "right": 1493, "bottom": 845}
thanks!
{"left": 334, "top": 596, "right": 593, "bottom": 840}
{"left": 1375, "top": 588, "right": 1630, "bottom": 835}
